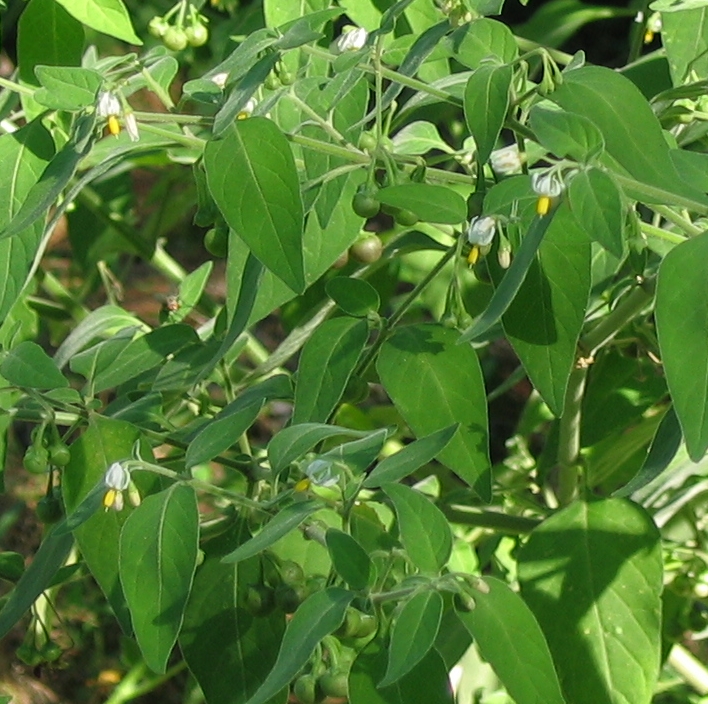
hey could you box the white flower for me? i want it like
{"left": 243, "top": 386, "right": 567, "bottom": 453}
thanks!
{"left": 211, "top": 72, "right": 229, "bottom": 89}
{"left": 103, "top": 462, "right": 130, "bottom": 511}
{"left": 490, "top": 144, "right": 522, "bottom": 175}
{"left": 336, "top": 26, "right": 368, "bottom": 53}
{"left": 237, "top": 97, "right": 257, "bottom": 120}
{"left": 305, "top": 459, "right": 339, "bottom": 488}
{"left": 467, "top": 216, "right": 496, "bottom": 246}
{"left": 647, "top": 12, "right": 662, "bottom": 32}
{"left": 124, "top": 111, "right": 139, "bottom": 142}
{"left": 531, "top": 171, "right": 564, "bottom": 216}
{"left": 97, "top": 91, "right": 121, "bottom": 117}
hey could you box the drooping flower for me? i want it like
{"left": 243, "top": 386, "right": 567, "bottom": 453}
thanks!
{"left": 123, "top": 111, "right": 140, "bottom": 142}
{"left": 644, "top": 12, "right": 662, "bottom": 43}
{"left": 466, "top": 216, "right": 496, "bottom": 265}
{"left": 97, "top": 91, "right": 121, "bottom": 118}
{"left": 210, "top": 72, "right": 229, "bottom": 89}
{"left": 531, "top": 171, "right": 564, "bottom": 216}
{"left": 237, "top": 97, "right": 257, "bottom": 120}
{"left": 103, "top": 462, "right": 130, "bottom": 511}
{"left": 336, "top": 26, "right": 368, "bottom": 53}
{"left": 490, "top": 144, "right": 522, "bottom": 175}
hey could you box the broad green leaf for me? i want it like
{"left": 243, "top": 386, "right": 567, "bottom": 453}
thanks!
{"left": 319, "top": 428, "right": 389, "bottom": 474}
{"left": 168, "top": 261, "right": 213, "bottom": 324}
{"left": 293, "top": 317, "right": 368, "bottom": 424}
{"left": 382, "top": 483, "right": 452, "bottom": 575}
{"left": 656, "top": 231, "right": 708, "bottom": 460}
{"left": 457, "top": 577, "right": 565, "bottom": 704}
{"left": 670, "top": 149, "right": 708, "bottom": 194}
{"left": 245, "top": 587, "right": 355, "bottom": 704}
{"left": 392, "top": 121, "right": 452, "bottom": 155}
{"left": 377, "top": 184, "right": 466, "bottom": 224}
{"left": 615, "top": 406, "right": 682, "bottom": 497}
{"left": 0, "top": 121, "right": 54, "bottom": 321}
{"left": 62, "top": 415, "right": 155, "bottom": 632}
{"left": 92, "top": 324, "right": 199, "bottom": 392}
{"left": 518, "top": 499, "right": 662, "bottom": 704}
{"left": 364, "top": 425, "right": 458, "bottom": 488}
{"left": 34, "top": 66, "right": 103, "bottom": 110}
{"left": 448, "top": 18, "right": 519, "bottom": 68}
{"left": 0, "top": 528, "right": 73, "bottom": 639}
{"left": 205, "top": 118, "right": 305, "bottom": 292}
{"left": 54, "top": 0, "right": 142, "bottom": 44}
{"left": 120, "top": 484, "right": 199, "bottom": 674}
{"left": 268, "top": 424, "right": 372, "bottom": 474}
{"left": 222, "top": 501, "right": 322, "bottom": 564}
{"left": 380, "top": 591, "right": 443, "bottom": 686}
{"left": 326, "top": 278, "right": 380, "bottom": 317}
{"left": 502, "top": 200, "right": 592, "bottom": 416}
{"left": 569, "top": 168, "right": 624, "bottom": 258}
{"left": 180, "top": 527, "right": 286, "bottom": 704}
{"left": 349, "top": 639, "right": 454, "bottom": 704}
{"left": 377, "top": 324, "right": 491, "bottom": 499}
{"left": 459, "top": 211, "right": 555, "bottom": 342}
{"left": 662, "top": 8, "right": 708, "bottom": 83}
{"left": 1, "top": 341, "right": 68, "bottom": 389}
{"left": 464, "top": 63, "right": 512, "bottom": 165}
{"left": 264, "top": 0, "right": 329, "bottom": 28}
{"left": 550, "top": 66, "right": 708, "bottom": 208}
{"left": 70, "top": 328, "right": 135, "bottom": 382}
{"left": 326, "top": 529, "right": 372, "bottom": 590}
{"left": 529, "top": 104, "right": 605, "bottom": 163}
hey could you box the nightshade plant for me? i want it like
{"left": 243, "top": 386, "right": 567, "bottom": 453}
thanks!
{"left": 2, "top": 0, "right": 708, "bottom": 702}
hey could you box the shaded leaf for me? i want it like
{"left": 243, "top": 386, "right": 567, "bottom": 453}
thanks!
{"left": 326, "top": 529, "right": 372, "bottom": 590}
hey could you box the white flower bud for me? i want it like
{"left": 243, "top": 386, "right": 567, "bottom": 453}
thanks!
{"left": 336, "top": 26, "right": 368, "bottom": 53}
{"left": 124, "top": 112, "right": 139, "bottom": 142}
{"left": 490, "top": 144, "right": 522, "bottom": 175}
{"left": 211, "top": 72, "right": 229, "bottom": 89}
{"left": 467, "top": 216, "right": 496, "bottom": 247}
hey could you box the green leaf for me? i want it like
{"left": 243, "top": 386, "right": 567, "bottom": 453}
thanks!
{"left": 268, "top": 424, "right": 372, "bottom": 474}
{"left": 319, "top": 429, "right": 389, "bottom": 474}
{"left": 1, "top": 341, "right": 68, "bottom": 389}
{"left": 166, "top": 261, "right": 213, "bottom": 324}
{"left": 120, "top": 484, "right": 199, "bottom": 674}
{"left": 392, "top": 121, "right": 452, "bottom": 155}
{"left": 293, "top": 317, "right": 368, "bottom": 424}
{"left": 180, "top": 528, "right": 286, "bottom": 704}
{"left": 502, "top": 200, "right": 591, "bottom": 415}
{"left": 380, "top": 591, "right": 443, "bottom": 687}
{"left": 377, "top": 184, "right": 466, "bottom": 224}
{"left": 656, "top": 231, "right": 708, "bottom": 460}
{"left": 54, "top": 0, "right": 142, "bottom": 44}
{"left": 92, "top": 324, "right": 199, "bottom": 392}
{"left": 62, "top": 415, "right": 154, "bottom": 633}
{"left": 662, "top": 8, "right": 708, "bottom": 83}
{"left": 382, "top": 483, "right": 452, "bottom": 575}
{"left": 245, "top": 587, "right": 355, "bottom": 704}
{"left": 568, "top": 168, "right": 624, "bottom": 258}
{"left": 326, "top": 278, "right": 380, "bottom": 318}
{"left": 464, "top": 62, "right": 512, "bottom": 165}
{"left": 448, "top": 18, "right": 519, "bottom": 68}
{"left": 459, "top": 211, "right": 555, "bottom": 343}
{"left": 349, "top": 639, "right": 454, "bottom": 704}
{"left": 550, "top": 66, "right": 708, "bottom": 208}
{"left": 364, "top": 425, "right": 458, "bottom": 488}
{"left": 326, "top": 529, "right": 372, "bottom": 590}
{"left": 0, "top": 528, "right": 73, "bottom": 639}
{"left": 205, "top": 118, "right": 305, "bottom": 293}
{"left": 377, "top": 324, "right": 490, "bottom": 499}
{"left": 222, "top": 501, "right": 322, "bottom": 564}
{"left": 457, "top": 577, "right": 565, "bottom": 704}
{"left": 529, "top": 104, "right": 605, "bottom": 163}
{"left": 34, "top": 66, "right": 103, "bottom": 110}
{"left": 518, "top": 499, "right": 662, "bottom": 704}
{"left": 0, "top": 122, "right": 55, "bottom": 318}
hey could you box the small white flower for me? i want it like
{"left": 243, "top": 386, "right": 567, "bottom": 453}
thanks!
{"left": 103, "top": 462, "right": 130, "bottom": 511}
{"left": 211, "top": 72, "right": 229, "bottom": 89}
{"left": 305, "top": 459, "right": 339, "bottom": 488}
{"left": 647, "top": 12, "right": 662, "bottom": 32}
{"left": 124, "top": 112, "right": 139, "bottom": 142}
{"left": 490, "top": 144, "right": 522, "bottom": 175}
{"left": 531, "top": 171, "right": 564, "bottom": 197}
{"left": 336, "top": 26, "right": 368, "bottom": 53}
{"left": 634, "top": 10, "right": 644, "bottom": 23}
{"left": 237, "top": 97, "right": 257, "bottom": 120}
{"left": 97, "top": 91, "right": 121, "bottom": 117}
{"left": 467, "top": 216, "right": 496, "bottom": 247}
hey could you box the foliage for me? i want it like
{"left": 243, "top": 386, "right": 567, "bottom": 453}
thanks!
{"left": 2, "top": 0, "right": 708, "bottom": 703}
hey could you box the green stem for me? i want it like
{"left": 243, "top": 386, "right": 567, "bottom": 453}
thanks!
{"left": 138, "top": 122, "right": 205, "bottom": 149}
{"left": 652, "top": 204, "right": 703, "bottom": 237}
{"left": 668, "top": 644, "right": 708, "bottom": 694}
{"left": 514, "top": 38, "right": 574, "bottom": 66}
{"left": 486, "top": 364, "right": 526, "bottom": 403}
{"left": 440, "top": 505, "right": 541, "bottom": 533}
{"left": 289, "top": 133, "right": 369, "bottom": 164}
{"left": 289, "top": 93, "right": 348, "bottom": 145}
{"left": 640, "top": 222, "right": 686, "bottom": 245}
{"left": 555, "top": 366, "right": 587, "bottom": 506}
{"left": 0, "top": 76, "right": 35, "bottom": 96}
{"left": 132, "top": 111, "right": 210, "bottom": 125}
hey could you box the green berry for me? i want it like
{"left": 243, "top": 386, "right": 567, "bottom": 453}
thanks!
{"left": 293, "top": 674, "right": 322, "bottom": 704}
{"left": 204, "top": 226, "right": 229, "bottom": 258}
{"left": 244, "top": 584, "right": 276, "bottom": 617}
{"left": 351, "top": 191, "right": 381, "bottom": 219}
{"left": 36, "top": 494, "right": 64, "bottom": 524}
{"left": 358, "top": 132, "right": 377, "bottom": 151}
{"left": 279, "top": 560, "right": 305, "bottom": 587}
{"left": 49, "top": 442, "right": 70, "bottom": 467}
{"left": 186, "top": 23, "right": 209, "bottom": 47}
{"left": 148, "top": 17, "right": 168, "bottom": 38}
{"left": 264, "top": 72, "right": 280, "bottom": 91}
{"left": 395, "top": 208, "right": 419, "bottom": 227}
{"left": 24, "top": 446, "right": 49, "bottom": 474}
{"left": 275, "top": 583, "right": 307, "bottom": 614}
{"left": 353, "top": 612, "right": 378, "bottom": 637}
{"left": 350, "top": 235, "right": 383, "bottom": 264}
{"left": 163, "top": 26, "right": 188, "bottom": 51}
{"left": 278, "top": 68, "right": 296, "bottom": 86}
{"left": 335, "top": 607, "right": 363, "bottom": 638}
{"left": 318, "top": 670, "right": 349, "bottom": 698}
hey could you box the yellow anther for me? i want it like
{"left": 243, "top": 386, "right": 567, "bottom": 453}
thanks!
{"left": 643, "top": 29, "right": 654, "bottom": 43}
{"left": 536, "top": 195, "right": 551, "bottom": 216}
{"left": 467, "top": 245, "right": 480, "bottom": 266}
{"left": 107, "top": 115, "right": 121, "bottom": 136}
{"left": 103, "top": 488, "right": 117, "bottom": 509}
{"left": 294, "top": 478, "right": 311, "bottom": 492}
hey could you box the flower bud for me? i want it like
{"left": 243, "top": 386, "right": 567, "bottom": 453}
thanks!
{"left": 490, "top": 144, "right": 522, "bottom": 175}
{"left": 336, "top": 26, "right": 368, "bottom": 53}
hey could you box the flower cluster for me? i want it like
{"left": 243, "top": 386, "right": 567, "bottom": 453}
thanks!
{"left": 531, "top": 171, "right": 564, "bottom": 216}
{"left": 102, "top": 462, "right": 131, "bottom": 511}
{"left": 466, "top": 216, "right": 496, "bottom": 265}
{"left": 96, "top": 91, "right": 139, "bottom": 142}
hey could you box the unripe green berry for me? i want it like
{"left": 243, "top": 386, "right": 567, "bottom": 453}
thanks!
{"left": 163, "top": 26, "right": 188, "bottom": 51}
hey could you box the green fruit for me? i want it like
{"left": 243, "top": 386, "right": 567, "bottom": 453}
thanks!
{"left": 278, "top": 68, "right": 296, "bottom": 86}
{"left": 353, "top": 613, "right": 377, "bottom": 638}
{"left": 318, "top": 670, "right": 349, "bottom": 698}
{"left": 351, "top": 192, "right": 380, "bottom": 219}
{"left": 293, "top": 674, "right": 321, "bottom": 704}
{"left": 275, "top": 583, "right": 307, "bottom": 613}
{"left": 335, "top": 607, "right": 362, "bottom": 638}
{"left": 350, "top": 235, "right": 383, "bottom": 264}
{"left": 0, "top": 552, "right": 24, "bottom": 581}
{"left": 395, "top": 208, "right": 419, "bottom": 227}
{"left": 186, "top": 23, "right": 209, "bottom": 47}
{"left": 49, "top": 442, "right": 70, "bottom": 467}
{"left": 264, "top": 72, "right": 280, "bottom": 91}
{"left": 148, "top": 16, "right": 168, "bottom": 38}
{"left": 40, "top": 641, "right": 63, "bottom": 663}
{"left": 36, "top": 494, "right": 64, "bottom": 524}
{"left": 358, "top": 132, "right": 377, "bottom": 151}
{"left": 279, "top": 560, "right": 305, "bottom": 587}
{"left": 24, "top": 446, "right": 49, "bottom": 474}
{"left": 16, "top": 643, "right": 43, "bottom": 667}
{"left": 163, "top": 26, "right": 188, "bottom": 51}
{"left": 244, "top": 584, "right": 276, "bottom": 616}
{"left": 204, "top": 227, "right": 228, "bottom": 258}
